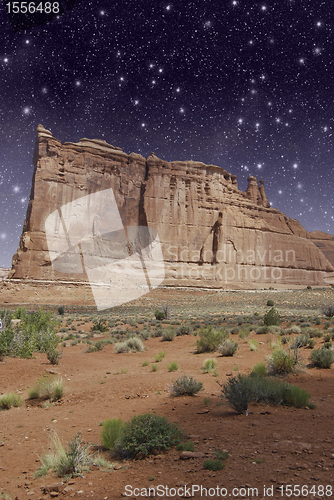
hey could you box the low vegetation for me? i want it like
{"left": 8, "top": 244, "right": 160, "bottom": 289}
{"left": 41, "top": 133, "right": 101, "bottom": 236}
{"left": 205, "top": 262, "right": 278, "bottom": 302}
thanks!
{"left": 196, "top": 326, "right": 228, "bottom": 353}
{"left": 115, "top": 337, "right": 144, "bottom": 353}
{"left": 28, "top": 377, "right": 64, "bottom": 402}
{"left": 310, "top": 348, "right": 334, "bottom": 368}
{"left": 0, "top": 393, "right": 23, "bottom": 410}
{"left": 170, "top": 374, "right": 203, "bottom": 397}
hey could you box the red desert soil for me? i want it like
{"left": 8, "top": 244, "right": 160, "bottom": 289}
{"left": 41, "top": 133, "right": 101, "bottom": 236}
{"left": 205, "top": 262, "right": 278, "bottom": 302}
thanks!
{"left": 0, "top": 285, "right": 334, "bottom": 500}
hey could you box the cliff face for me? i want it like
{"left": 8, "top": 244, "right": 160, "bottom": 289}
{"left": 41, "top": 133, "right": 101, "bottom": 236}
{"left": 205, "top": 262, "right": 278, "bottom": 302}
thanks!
{"left": 9, "top": 125, "right": 334, "bottom": 287}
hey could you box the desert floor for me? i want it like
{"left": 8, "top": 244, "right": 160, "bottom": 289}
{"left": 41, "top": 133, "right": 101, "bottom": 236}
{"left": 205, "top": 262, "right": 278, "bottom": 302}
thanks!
{"left": 0, "top": 285, "right": 334, "bottom": 500}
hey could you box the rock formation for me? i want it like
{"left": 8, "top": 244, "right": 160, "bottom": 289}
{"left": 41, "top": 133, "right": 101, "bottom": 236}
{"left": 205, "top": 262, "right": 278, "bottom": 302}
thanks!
{"left": 9, "top": 125, "right": 334, "bottom": 288}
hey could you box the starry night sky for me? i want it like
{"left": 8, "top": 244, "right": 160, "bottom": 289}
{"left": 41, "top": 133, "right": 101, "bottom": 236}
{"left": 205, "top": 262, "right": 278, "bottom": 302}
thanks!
{"left": 0, "top": 0, "right": 333, "bottom": 268}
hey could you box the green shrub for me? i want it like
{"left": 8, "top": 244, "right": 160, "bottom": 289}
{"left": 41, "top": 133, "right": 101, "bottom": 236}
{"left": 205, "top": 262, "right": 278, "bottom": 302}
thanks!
{"left": 218, "top": 339, "right": 238, "bottom": 357}
{"left": 282, "top": 384, "right": 311, "bottom": 408}
{"left": 114, "top": 413, "right": 186, "bottom": 458}
{"left": 28, "top": 377, "right": 64, "bottom": 401}
{"left": 267, "top": 300, "right": 275, "bottom": 307}
{"left": 35, "top": 432, "right": 109, "bottom": 478}
{"left": 177, "top": 441, "right": 195, "bottom": 451}
{"left": 57, "top": 306, "right": 65, "bottom": 315}
{"left": 221, "top": 374, "right": 252, "bottom": 414}
{"left": 251, "top": 362, "right": 267, "bottom": 377}
{"left": 154, "top": 351, "right": 166, "bottom": 362}
{"left": 323, "top": 333, "right": 332, "bottom": 342}
{"left": 267, "top": 349, "right": 295, "bottom": 375}
{"left": 201, "top": 358, "right": 217, "bottom": 374}
{"left": 256, "top": 325, "right": 270, "bottom": 334}
{"left": 196, "top": 327, "right": 228, "bottom": 353}
{"left": 310, "top": 349, "right": 334, "bottom": 368}
{"left": 203, "top": 459, "right": 224, "bottom": 471}
{"left": 167, "top": 362, "right": 179, "bottom": 372}
{"left": 161, "top": 328, "right": 175, "bottom": 342}
{"left": 323, "top": 342, "right": 332, "bottom": 349}
{"left": 91, "top": 319, "right": 109, "bottom": 332}
{"left": 176, "top": 324, "right": 192, "bottom": 336}
{"left": 170, "top": 375, "right": 203, "bottom": 397}
{"left": 46, "top": 348, "right": 62, "bottom": 365}
{"left": 291, "top": 334, "right": 310, "bottom": 349}
{"left": 142, "top": 360, "right": 149, "bottom": 367}
{"left": 248, "top": 339, "right": 259, "bottom": 351}
{"left": 151, "top": 363, "right": 158, "bottom": 372}
{"left": 0, "top": 393, "right": 24, "bottom": 410}
{"left": 154, "top": 310, "right": 165, "bottom": 321}
{"left": 287, "top": 325, "right": 301, "bottom": 334}
{"left": 264, "top": 308, "right": 281, "bottom": 326}
{"left": 215, "top": 449, "right": 229, "bottom": 460}
{"left": 306, "top": 328, "right": 323, "bottom": 338}
{"left": 100, "top": 419, "right": 124, "bottom": 450}
{"left": 115, "top": 337, "right": 144, "bottom": 353}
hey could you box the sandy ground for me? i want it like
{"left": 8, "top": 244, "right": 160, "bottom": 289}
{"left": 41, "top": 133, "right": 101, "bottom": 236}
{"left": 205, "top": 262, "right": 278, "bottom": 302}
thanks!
{"left": 0, "top": 284, "right": 334, "bottom": 500}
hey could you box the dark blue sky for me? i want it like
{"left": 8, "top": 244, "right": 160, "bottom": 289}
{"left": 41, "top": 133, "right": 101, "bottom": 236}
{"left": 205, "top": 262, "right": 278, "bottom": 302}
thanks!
{"left": 0, "top": 0, "right": 333, "bottom": 267}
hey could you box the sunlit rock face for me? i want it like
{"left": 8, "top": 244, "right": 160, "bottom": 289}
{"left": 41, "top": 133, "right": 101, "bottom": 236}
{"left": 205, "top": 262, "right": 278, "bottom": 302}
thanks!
{"left": 9, "top": 125, "right": 334, "bottom": 289}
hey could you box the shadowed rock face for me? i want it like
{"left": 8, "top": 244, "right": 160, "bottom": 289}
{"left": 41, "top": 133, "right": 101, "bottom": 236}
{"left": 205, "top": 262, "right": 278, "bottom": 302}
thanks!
{"left": 9, "top": 125, "right": 334, "bottom": 287}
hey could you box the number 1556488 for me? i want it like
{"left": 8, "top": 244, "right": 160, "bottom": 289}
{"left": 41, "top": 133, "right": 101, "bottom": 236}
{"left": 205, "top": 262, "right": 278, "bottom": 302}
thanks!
{"left": 6, "top": 2, "right": 60, "bottom": 14}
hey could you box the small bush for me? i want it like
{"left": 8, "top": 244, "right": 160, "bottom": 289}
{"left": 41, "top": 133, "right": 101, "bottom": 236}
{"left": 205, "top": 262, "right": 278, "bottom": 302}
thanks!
{"left": 291, "top": 334, "right": 310, "bottom": 349}
{"left": 28, "top": 377, "right": 64, "bottom": 402}
{"left": 177, "top": 441, "right": 195, "bottom": 451}
{"left": 115, "top": 337, "right": 144, "bottom": 353}
{"left": 154, "top": 310, "right": 165, "bottom": 321}
{"left": 248, "top": 339, "right": 259, "bottom": 351}
{"left": 215, "top": 449, "right": 229, "bottom": 460}
{"left": 310, "top": 349, "right": 334, "bottom": 368}
{"left": 267, "top": 349, "right": 295, "bottom": 375}
{"left": 203, "top": 459, "right": 224, "bottom": 471}
{"left": 322, "top": 305, "right": 334, "bottom": 318}
{"left": 91, "top": 319, "right": 109, "bottom": 333}
{"left": 250, "top": 362, "right": 267, "bottom": 378}
{"left": 323, "top": 341, "right": 332, "bottom": 349}
{"left": 36, "top": 432, "right": 108, "bottom": 478}
{"left": 151, "top": 364, "right": 158, "bottom": 372}
{"left": 170, "top": 374, "right": 203, "bottom": 397}
{"left": 142, "top": 360, "right": 149, "bottom": 367}
{"left": 101, "top": 419, "right": 124, "bottom": 450}
{"left": 196, "top": 327, "right": 228, "bottom": 353}
{"left": 0, "top": 393, "right": 24, "bottom": 410}
{"left": 114, "top": 413, "right": 186, "bottom": 458}
{"left": 218, "top": 339, "right": 238, "bottom": 357}
{"left": 57, "top": 306, "right": 65, "bottom": 315}
{"left": 288, "top": 325, "right": 301, "bottom": 334}
{"left": 167, "top": 362, "right": 179, "bottom": 372}
{"left": 323, "top": 333, "right": 332, "bottom": 342}
{"left": 256, "top": 325, "right": 270, "bottom": 334}
{"left": 264, "top": 308, "right": 281, "bottom": 326}
{"left": 267, "top": 300, "right": 275, "bottom": 307}
{"left": 221, "top": 374, "right": 252, "bottom": 414}
{"left": 161, "top": 328, "right": 175, "bottom": 342}
{"left": 46, "top": 348, "right": 62, "bottom": 365}
{"left": 176, "top": 324, "right": 192, "bottom": 336}
{"left": 201, "top": 358, "right": 217, "bottom": 374}
{"left": 154, "top": 351, "right": 166, "bottom": 362}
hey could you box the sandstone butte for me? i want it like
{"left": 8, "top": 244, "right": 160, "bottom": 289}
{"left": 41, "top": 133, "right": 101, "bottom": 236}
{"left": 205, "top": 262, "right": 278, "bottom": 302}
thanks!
{"left": 8, "top": 124, "right": 334, "bottom": 288}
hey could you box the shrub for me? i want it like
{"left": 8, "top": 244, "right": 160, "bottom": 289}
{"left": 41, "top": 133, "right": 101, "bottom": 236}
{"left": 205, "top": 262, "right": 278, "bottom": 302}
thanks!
{"left": 267, "top": 300, "right": 275, "bottom": 307}
{"left": 215, "top": 449, "right": 229, "bottom": 460}
{"left": 46, "top": 348, "right": 62, "bottom": 365}
{"left": 256, "top": 325, "right": 270, "bottom": 335}
{"left": 161, "top": 328, "right": 175, "bottom": 342}
{"left": 264, "top": 308, "right": 281, "bottom": 326}
{"left": 154, "top": 309, "right": 165, "bottom": 321}
{"left": 248, "top": 339, "right": 259, "bottom": 351}
{"left": 115, "top": 337, "right": 144, "bottom": 353}
{"left": 221, "top": 374, "right": 252, "bottom": 414}
{"left": 201, "top": 358, "right": 217, "bottom": 374}
{"left": 57, "top": 306, "right": 65, "bottom": 315}
{"left": 323, "top": 342, "right": 332, "bottom": 350}
{"left": 291, "top": 334, "right": 310, "bottom": 349}
{"left": 154, "top": 351, "right": 166, "bottom": 362}
{"left": 167, "top": 362, "right": 179, "bottom": 372}
{"left": 323, "top": 333, "right": 332, "bottom": 342}
{"left": 114, "top": 413, "right": 186, "bottom": 458}
{"left": 142, "top": 360, "right": 149, "bottom": 367}
{"left": 151, "top": 364, "right": 158, "bottom": 372}
{"left": 196, "top": 327, "right": 228, "bottom": 353}
{"left": 306, "top": 328, "right": 323, "bottom": 338}
{"left": 91, "top": 319, "right": 109, "bottom": 333}
{"left": 218, "top": 339, "right": 238, "bottom": 357}
{"left": 170, "top": 375, "right": 203, "bottom": 397}
{"left": 176, "top": 324, "right": 192, "bottom": 336}
{"left": 100, "top": 419, "right": 124, "bottom": 450}
{"left": 322, "top": 305, "right": 334, "bottom": 318}
{"left": 0, "top": 393, "right": 23, "bottom": 410}
{"left": 288, "top": 325, "right": 301, "bottom": 334}
{"left": 251, "top": 362, "right": 267, "bottom": 377}
{"left": 36, "top": 432, "right": 109, "bottom": 478}
{"left": 28, "top": 377, "right": 64, "bottom": 401}
{"left": 221, "top": 374, "right": 311, "bottom": 414}
{"left": 177, "top": 441, "right": 195, "bottom": 451}
{"left": 203, "top": 459, "right": 224, "bottom": 471}
{"left": 310, "top": 349, "right": 334, "bottom": 368}
{"left": 267, "top": 349, "right": 295, "bottom": 375}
